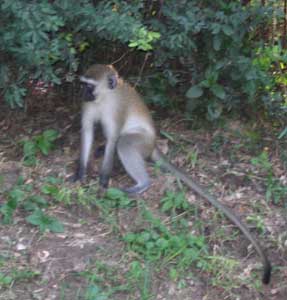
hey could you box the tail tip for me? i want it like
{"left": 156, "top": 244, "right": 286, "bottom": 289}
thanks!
{"left": 262, "top": 263, "right": 272, "bottom": 285}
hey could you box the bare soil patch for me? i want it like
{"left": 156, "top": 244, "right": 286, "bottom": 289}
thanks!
{"left": 0, "top": 103, "right": 286, "bottom": 300}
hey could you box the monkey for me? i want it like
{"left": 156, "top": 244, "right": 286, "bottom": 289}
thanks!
{"left": 73, "top": 64, "right": 271, "bottom": 284}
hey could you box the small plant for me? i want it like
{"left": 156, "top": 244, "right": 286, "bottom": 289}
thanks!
{"left": 42, "top": 177, "right": 72, "bottom": 206}
{"left": 160, "top": 191, "right": 190, "bottom": 214}
{"left": 251, "top": 151, "right": 287, "bottom": 204}
{"left": 0, "top": 268, "right": 40, "bottom": 289}
{"left": 203, "top": 256, "right": 240, "bottom": 289}
{"left": 22, "top": 195, "right": 48, "bottom": 212}
{"left": 211, "top": 133, "right": 228, "bottom": 153}
{"left": 127, "top": 261, "right": 152, "bottom": 300}
{"left": 21, "top": 129, "right": 59, "bottom": 166}
{"left": 129, "top": 27, "right": 161, "bottom": 51}
{"left": 186, "top": 148, "right": 199, "bottom": 168}
{"left": 0, "top": 272, "right": 13, "bottom": 287}
{"left": 26, "top": 209, "right": 64, "bottom": 233}
{"left": 0, "top": 186, "right": 26, "bottom": 223}
{"left": 11, "top": 268, "right": 40, "bottom": 282}
{"left": 0, "top": 176, "right": 64, "bottom": 232}
{"left": 123, "top": 206, "right": 208, "bottom": 273}
{"left": 94, "top": 188, "right": 136, "bottom": 213}
{"left": 246, "top": 215, "right": 266, "bottom": 234}
{"left": 77, "top": 261, "right": 129, "bottom": 300}
{"left": 103, "top": 188, "right": 136, "bottom": 209}
{"left": 84, "top": 284, "right": 108, "bottom": 300}
{"left": 141, "top": 74, "right": 172, "bottom": 108}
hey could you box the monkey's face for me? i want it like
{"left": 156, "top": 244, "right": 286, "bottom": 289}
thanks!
{"left": 80, "top": 65, "right": 118, "bottom": 102}
{"left": 80, "top": 78, "right": 98, "bottom": 102}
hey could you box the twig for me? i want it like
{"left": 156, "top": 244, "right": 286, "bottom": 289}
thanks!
{"left": 134, "top": 52, "right": 151, "bottom": 87}
{"left": 111, "top": 50, "right": 132, "bottom": 65}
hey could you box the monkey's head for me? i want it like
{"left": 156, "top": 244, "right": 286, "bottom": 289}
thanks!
{"left": 80, "top": 64, "right": 118, "bottom": 102}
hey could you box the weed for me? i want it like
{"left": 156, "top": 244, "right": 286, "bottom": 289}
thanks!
{"left": 251, "top": 151, "right": 287, "bottom": 204}
{"left": 0, "top": 272, "right": 13, "bottom": 287}
{"left": 26, "top": 209, "right": 64, "bottom": 233}
{"left": 127, "top": 261, "right": 153, "bottom": 300}
{"left": 211, "top": 133, "right": 228, "bottom": 153}
{"left": 0, "top": 187, "right": 25, "bottom": 223}
{"left": 84, "top": 284, "right": 109, "bottom": 300}
{"left": 203, "top": 256, "right": 240, "bottom": 289}
{"left": 76, "top": 261, "right": 130, "bottom": 300}
{"left": 21, "top": 129, "right": 59, "bottom": 166}
{"left": 123, "top": 205, "right": 208, "bottom": 274}
{"left": 246, "top": 215, "right": 266, "bottom": 234}
{"left": 0, "top": 176, "right": 64, "bottom": 232}
{"left": 243, "top": 130, "right": 262, "bottom": 152}
{"left": 11, "top": 268, "right": 40, "bottom": 282}
{"left": 186, "top": 147, "right": 199, "bottom": 168}
{"left": 42, "top": 178, "right": 72, "bottom": 206}
{"left": 0, "top": 268, "right": 40, "bottom": 289}
{"left": 160, "top": 191, "right": 190, "bottom": 214}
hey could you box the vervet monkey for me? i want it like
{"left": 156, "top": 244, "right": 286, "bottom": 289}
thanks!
{"left": 73, "top": 64, "right": 271, "bottom": 284}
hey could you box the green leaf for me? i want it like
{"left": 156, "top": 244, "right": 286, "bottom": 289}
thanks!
{"left": 161, "top": 200, "right": 173, "bottom": 212}
{"left": 222, "top": 25, "right": 233, "bottom": 36}
{"left": 41, "top": 184, "right": 59, "bottom": 196}
{"left": 26, "top": 210, "right": 64, "bottom": 233}
{"left": 0, "top": 198, "right": 18, "bottom": 224}
{"left": 207, "top": 102, "right": 223, "bottom": 120}
{"left": 0, "top": 273, "right": 13, "bottom": 286}
{"left": 23, "top": 195, "right": 48, "bottom": 211}
{"left": 85, "top": 284, "right": 108, "bottom": 300}
{"left": 105, "top": 188, "right": 126, "bottom": 200}
{"left": 278, "top": 127, "right": 287, "bottom": 139}
{"left": 43, "top": 129, "right": 59, "bottom": 142}
{"left": 185, "top": 85, "right": 203, "bottom": 98}
{"left": 37, "top": 137, "right": 50, "bottom": 155}
{"left": 213, "top": 35, "right": 221, "bottom": 51}
{"left": 0, "top": 188, "right": 25, "bottom": 224}
{"left": 211, "top": 84, "right": 226, "bottom": 100}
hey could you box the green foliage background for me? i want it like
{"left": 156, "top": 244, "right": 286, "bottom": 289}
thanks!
{"left": 0, "top": 0, "right": 286, "bottom": 121}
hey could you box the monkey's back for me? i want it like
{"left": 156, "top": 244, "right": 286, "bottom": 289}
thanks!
{"left": 119, "top": 81, "right": 156, "bottom": 139}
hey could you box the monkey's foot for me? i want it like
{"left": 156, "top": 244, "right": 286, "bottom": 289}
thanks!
{"left": 70, "top": 172, "right": 84, "bottom": 183}
{"left": 122, "top": 182, "right": 150, "bottom": 194}
{"left": 99, "top": 174, "right": 110, "bottom": 188}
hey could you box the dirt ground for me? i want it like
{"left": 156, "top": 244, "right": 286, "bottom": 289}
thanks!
{"left": 0, "top": 100, "right": 286, "bottom": 300}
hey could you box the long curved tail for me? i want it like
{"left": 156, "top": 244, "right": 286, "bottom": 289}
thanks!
{"left": 151, "top": 147, "right": 271, "bottom": 284}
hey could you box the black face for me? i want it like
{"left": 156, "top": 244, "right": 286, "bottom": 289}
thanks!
{"left": 81, "top": 82, "right": 95, "bottom": 102}
{"left": 108, "top": 74, "right": 117, "bottom": 89}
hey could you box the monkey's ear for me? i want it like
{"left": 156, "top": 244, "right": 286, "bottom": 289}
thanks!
{"left": 108, "top": 74, "right": 117, "bottom": 89}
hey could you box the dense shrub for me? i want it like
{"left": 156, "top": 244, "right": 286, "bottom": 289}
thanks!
{"left": 0, "top": 0, "right": 286, "bottom": 121}
{"left": 0, "top": 0, "right": 158, "bottom": 107}
{"left": 148, "top": 0, "right": 286, "bottom": 120}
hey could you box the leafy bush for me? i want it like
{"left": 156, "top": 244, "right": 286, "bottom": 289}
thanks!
{"left": 0, "top": 0, "right": 159, "bottom": 107}
{"left": 0, "top": 0, "right": 286, "bottom": 121}
{"left": 148, "top": 1, "right": 286, "bottom": 120}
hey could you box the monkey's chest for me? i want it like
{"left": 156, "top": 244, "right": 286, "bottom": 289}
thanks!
{"left": 100, "top": 115, "right": 119, "bottom": 139}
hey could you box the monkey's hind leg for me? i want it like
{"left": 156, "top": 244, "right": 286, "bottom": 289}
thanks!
{"left": 117, "top": 133, "right": 151, "bottom": 194}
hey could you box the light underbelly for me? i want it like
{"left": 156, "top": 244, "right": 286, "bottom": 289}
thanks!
{"left": 121, "top": 117, "right": 155, "bottom": 137}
